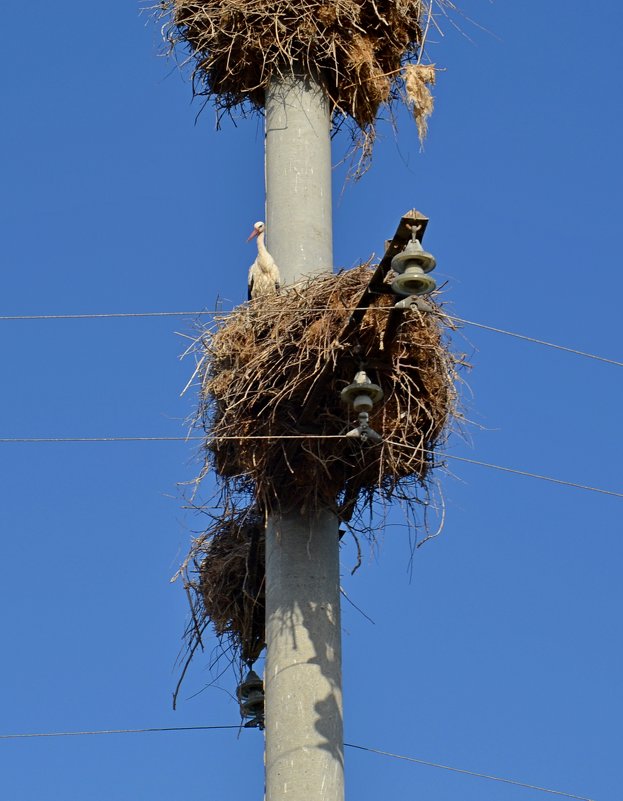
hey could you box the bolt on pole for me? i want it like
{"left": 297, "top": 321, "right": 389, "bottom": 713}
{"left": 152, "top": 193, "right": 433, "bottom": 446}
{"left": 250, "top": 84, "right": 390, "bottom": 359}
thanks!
{"left": 264, "top": 69, "right": 344, "bottom": 801}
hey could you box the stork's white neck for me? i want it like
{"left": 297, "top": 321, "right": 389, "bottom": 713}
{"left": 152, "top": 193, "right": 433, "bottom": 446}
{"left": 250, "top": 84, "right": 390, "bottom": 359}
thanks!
{"left": 255, "top": 230, "right": 274, "bottom": 273}
{"left": 256, "top": 230, "right": 269, "bottom": 258}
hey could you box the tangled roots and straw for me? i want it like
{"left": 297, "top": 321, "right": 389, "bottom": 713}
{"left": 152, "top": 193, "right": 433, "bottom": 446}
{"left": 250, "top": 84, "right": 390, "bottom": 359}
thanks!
{"left": 156, "top": 0, "right": 441, "bottom": 151}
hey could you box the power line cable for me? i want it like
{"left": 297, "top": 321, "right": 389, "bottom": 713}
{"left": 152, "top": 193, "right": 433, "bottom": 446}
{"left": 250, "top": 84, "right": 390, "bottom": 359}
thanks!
{"left": 0, "top": 311, "right": 210, "bottom": 321}
{"left": 0, "top": 436, "right": 207, "bottom": 443}
{"left": 0, "top": 308, "right": 620, "bottom": 368}
{"left": 0, "top": 725, "right": 239, "bottom": 739}
{"left": 444, "top": 453, "right": 622, "bottom": 498}
{"left": 0, "top": 434, "right": 621, "bottom": 498}
{"left": 0, "top": 435, "right": 341, "bottom": 443}
{"left": 0, "top": 725, "right": 594, "bottom": 800}
{"left": 446, "top": 314, "right": 623, "bottom": 368}
{"left": 344, "top": 743, "right": 594, "bottom": 801}
{"left": 388, "top": 441, "right": 623, "bottom": 499}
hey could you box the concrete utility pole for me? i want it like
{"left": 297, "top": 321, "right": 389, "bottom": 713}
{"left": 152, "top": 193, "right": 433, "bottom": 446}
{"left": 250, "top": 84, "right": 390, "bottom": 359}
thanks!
{"left": 264, "top": 69, "right": 344, "bottom": 801}
{"left": 265, "top": 71, "right": 333, "bottom": 282}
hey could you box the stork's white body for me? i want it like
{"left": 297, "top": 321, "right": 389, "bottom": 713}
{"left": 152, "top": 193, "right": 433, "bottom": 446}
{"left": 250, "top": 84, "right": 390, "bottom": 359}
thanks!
{"left": 248, "top": 222, "right": 281, "bottom": 300}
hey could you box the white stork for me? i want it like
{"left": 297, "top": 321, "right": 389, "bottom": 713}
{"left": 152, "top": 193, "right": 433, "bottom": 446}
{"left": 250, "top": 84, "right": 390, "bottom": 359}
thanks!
{"left": 247, "top": 221, "right": 281, "bottom": 300}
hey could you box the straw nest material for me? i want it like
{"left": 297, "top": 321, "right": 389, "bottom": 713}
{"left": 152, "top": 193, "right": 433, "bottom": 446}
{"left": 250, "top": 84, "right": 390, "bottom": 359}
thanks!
{"left": 156, "top": 0, "right": 440, "bottom": 149}
{"left": 176, "top": 263, "right": 461, "bottom": 680}
{"left": 196, "top": 262, "right": 459, "bottom": 517}
{"left": 176, "top": 506, "right": 265, "bottom": 671}
{"left": 172, "top": 505, "right": 265, "bottom": 705}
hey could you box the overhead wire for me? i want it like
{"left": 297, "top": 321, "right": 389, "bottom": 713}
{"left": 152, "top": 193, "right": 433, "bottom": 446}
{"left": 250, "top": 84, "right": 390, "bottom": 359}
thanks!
{"left": 0, "top": 435, "right": 342, "bottom": 443}
{"left": 0, "top": 725, "right": 239, "bottom": 739}
{"left": 0, "top": 311, "right": 210, "bottom": 321}
{"left": 344, "top": 743, "right": 594, "bottom": 801}
{"left": 443, "top": 453, "right": 623, "bottom": 497}
{"left": 0, "top": 434, "right": 621, "bottom": 498}
{"left": 446, "top": 313, "right": 623, "bottom": 368}
{"left": 0, "top": 724, "right": 594, "bottom": 800}
{"left": 389, "top": 441, "right": 623, "bottom": 499}
{"left": 0, "top": 308, "right": 620, "bottom": 368}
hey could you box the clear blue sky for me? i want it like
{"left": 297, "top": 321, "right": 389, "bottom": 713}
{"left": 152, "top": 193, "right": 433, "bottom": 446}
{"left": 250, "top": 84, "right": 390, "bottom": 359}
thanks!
{"left": 1, "top": 1, "right": 621, "bottom": 799}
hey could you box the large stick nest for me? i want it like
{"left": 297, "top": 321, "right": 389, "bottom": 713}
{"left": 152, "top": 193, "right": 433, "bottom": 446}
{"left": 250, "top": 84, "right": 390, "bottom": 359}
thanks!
{"left": 156, "top": 0, "right": 442, "bottom": 151}
{"left": 178, "top": 263, "right": 461, "bottom": 683}
{"left": 195, "top": 263, "right": 459, "bottom": 518}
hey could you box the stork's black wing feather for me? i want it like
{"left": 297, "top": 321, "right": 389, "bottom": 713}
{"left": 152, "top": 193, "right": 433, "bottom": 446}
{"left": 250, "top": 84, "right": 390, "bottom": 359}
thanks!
{"left": 247, "top": 276, "right": 254, "bottom": 301}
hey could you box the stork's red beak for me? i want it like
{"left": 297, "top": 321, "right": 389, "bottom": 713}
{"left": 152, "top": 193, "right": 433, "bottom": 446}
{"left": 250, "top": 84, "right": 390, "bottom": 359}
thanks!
{"left": 247, "top": 228, "right": 260, "bottom": 242}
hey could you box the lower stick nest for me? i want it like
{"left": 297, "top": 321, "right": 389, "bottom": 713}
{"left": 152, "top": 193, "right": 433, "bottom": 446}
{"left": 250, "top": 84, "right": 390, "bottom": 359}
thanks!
{"left": 173, "top": 506, "right": 265, "bottom": 704}
{"left": 177, "top": 264, "right": 461, "bottom": 682}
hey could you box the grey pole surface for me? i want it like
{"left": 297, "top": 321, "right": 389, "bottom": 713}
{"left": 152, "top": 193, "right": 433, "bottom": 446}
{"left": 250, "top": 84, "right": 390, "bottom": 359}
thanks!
{"left": 264, "top": 71, "right": 344, "bottom": 801}
{"left": 264, "top": 509, "right": 343, "bottom": 801}
{"left": 265, "top": 70, "right": 333, "bottom": 282}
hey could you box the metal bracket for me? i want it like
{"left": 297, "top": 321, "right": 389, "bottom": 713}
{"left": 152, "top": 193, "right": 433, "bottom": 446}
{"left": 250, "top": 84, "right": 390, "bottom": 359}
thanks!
{"left": 393, "top": 295, "right": 434, "bottom": 311}
{"left": 345, "top": 411, "right": 382, "bottom": 444}
{"left": 297, "top": 210, "right": 429, "bottom": 427}
{"left": 373, "top": 210, "right": 430, "bottom": 293}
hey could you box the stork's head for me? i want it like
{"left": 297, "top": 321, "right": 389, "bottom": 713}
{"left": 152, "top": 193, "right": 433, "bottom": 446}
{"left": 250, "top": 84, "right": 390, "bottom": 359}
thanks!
{"left": 247, "top": 221, "right": 265, "bottom": 241}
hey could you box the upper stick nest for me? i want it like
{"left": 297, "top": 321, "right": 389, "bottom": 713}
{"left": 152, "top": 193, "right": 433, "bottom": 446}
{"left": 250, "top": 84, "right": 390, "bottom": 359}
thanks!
{"left": 193, "top": 263, "right": 459, "bottom": 520}
{"left": 157, "top": 0, "right": 439, "bottom": 150}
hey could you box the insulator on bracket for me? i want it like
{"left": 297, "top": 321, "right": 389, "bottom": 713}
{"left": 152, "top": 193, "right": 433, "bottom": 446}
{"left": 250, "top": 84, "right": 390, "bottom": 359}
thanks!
{"left": 237, "top": 669, "right": 265, "bottom": 730}
{"left": 341, "top": 371, "right": 383, "bottom": 443}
